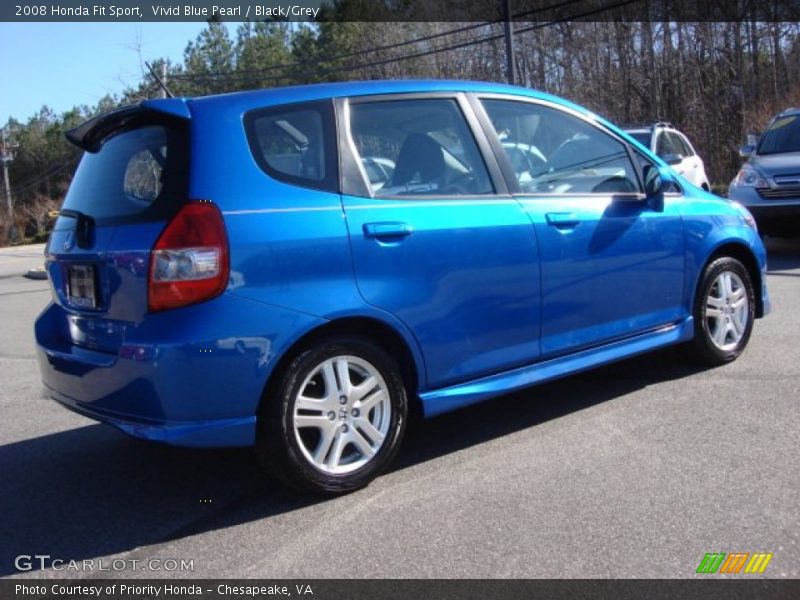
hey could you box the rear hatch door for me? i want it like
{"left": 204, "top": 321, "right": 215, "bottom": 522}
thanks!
{"left": 46, "top": 101, "right": 190, "bottom": 353}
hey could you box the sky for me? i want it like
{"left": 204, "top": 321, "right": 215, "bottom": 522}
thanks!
{"left": 0, "top": 22, "right": 210, "bottom": 124}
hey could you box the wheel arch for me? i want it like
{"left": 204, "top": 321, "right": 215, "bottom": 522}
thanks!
{"left": 703, "top": 241, "right": 764, "bottom": 317}
{"left": 258, "top": 316, "right": 425, "bottom": 419}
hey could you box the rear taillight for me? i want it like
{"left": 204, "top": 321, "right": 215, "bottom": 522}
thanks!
{"left": 148, "top": 201, "right": 229, "bottom": 312}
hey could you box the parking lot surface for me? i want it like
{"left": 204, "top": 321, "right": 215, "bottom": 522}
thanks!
{"left": 1, "top": 240, "right": 798, "bottom": 579}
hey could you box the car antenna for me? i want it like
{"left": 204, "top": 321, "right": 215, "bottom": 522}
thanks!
{"left": 145, "top": 61, "right": 174, "bottom": 99}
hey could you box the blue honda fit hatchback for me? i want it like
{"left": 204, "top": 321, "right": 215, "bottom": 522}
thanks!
{"left": 36, "top": 80, "right": 770, "bottom": 494}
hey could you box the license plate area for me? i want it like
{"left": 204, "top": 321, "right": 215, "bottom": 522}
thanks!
{"left": 67, "top": 265, "right": 98, "bottom": 309}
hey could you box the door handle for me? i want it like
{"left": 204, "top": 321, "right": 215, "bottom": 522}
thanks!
{"left": 545, "top": 212, "right": 580, "bottom": 229}
{"left": 363, "top": 222, "right": 413, "bottom": 238}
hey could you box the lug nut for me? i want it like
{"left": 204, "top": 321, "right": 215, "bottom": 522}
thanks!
{"left": 327, "top": 411, "right": 336, "bottom": 421}
{"left": 341, "top": 424, "right": 349, "bottom": 433}
{"left": 339, "top": 395, "right": 347, "bottom": 404}
{"left": 351, "top": 408, "right": 360, "bottom": 417}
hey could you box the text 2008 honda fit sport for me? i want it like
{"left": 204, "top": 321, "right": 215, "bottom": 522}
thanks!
{"left": 36, "top": 81, "right": 770, "bottom": 494}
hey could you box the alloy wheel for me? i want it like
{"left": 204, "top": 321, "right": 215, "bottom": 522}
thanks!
{"left": 705, "top": 270, "right": 750, "bottom": 351}
{"left": 292, "top": 355, "right": 391, "bottom": 474}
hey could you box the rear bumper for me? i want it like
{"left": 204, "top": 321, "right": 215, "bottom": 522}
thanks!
{"left": 48, "top": 387, "right": 256, "bottom": 447}
{"left": 35, "top": 294, "right": 325, "bottom": 447}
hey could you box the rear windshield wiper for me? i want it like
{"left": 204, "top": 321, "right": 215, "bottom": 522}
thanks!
{"left": 59, "top": 209, "right": 95, "bottom": 249}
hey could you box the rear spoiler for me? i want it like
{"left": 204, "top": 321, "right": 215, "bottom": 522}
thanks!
{"left": 66, "top": 98, "right": 191, "bottom": 152}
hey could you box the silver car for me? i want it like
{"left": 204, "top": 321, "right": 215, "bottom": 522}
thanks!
{"left": 728, "top": 107, "right": 800, "bottom": 237}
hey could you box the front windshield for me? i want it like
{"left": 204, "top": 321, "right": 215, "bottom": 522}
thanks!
{"left": 757, "top": 114, "right": 800, "bottom": 155}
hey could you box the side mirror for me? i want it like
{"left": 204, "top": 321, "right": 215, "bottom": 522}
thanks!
{"left": 746, "top": 133, "right": 759, "bottom": 147}
{"left": 739, "top": 144, "right": 755, "bottom": 159}
{"left": 661, "top": 153, "right": 684, "bottom": 166}
{"left": 643, "top": 165, "right": 664, "bottom": 196}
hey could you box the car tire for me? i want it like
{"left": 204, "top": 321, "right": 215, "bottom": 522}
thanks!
{"left": 257, "top": 337, "right": 407, "bottom": 495}
{"left": 686, "top": 257, "right": 756, "bottom": 366}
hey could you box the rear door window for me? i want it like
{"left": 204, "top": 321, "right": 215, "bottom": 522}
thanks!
{"left": 244, "top": 101, "right": 338, "bottom": 193}
{"left": 62, "top": 123, "right": 188, "bottom": 225}
{"left": 347, "top": 98, "right": 494, "bottom": 197}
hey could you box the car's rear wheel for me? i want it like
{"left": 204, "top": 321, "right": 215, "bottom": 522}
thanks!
{"left": 257, "top": 337, "right": 407, "bottom": 495}
{"left": 687, "top": 257, "right": 755, "bottom": 365}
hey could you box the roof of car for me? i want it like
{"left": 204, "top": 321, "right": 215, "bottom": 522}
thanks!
{"left": 778, "top": 107, "right": 800, "bottom": 117}
{"left": 621, "top": 122, "right": 675, "bottom": 132}
{"left": 75, "top": 80, "right": 641, "bottom": 153}
{"left": 145, "top": 79, "right": 600, "bottom": 122}
{"left": 194, "top": 79, "right": 537, "bottom": 104}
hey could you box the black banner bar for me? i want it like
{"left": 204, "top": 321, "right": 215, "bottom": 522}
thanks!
{"left": 4, "top": 580, "right": 800, "bottom": 600}
{"left": 3, "top": 0, "right": 800, "bottom": 23}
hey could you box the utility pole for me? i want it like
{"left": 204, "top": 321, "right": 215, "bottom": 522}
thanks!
{"left": 1, "top": 126, "right": 18, "bottom": 243}
{"left": 145, "top": 61, "right": 174, "bottom": 99}
{"left": 161, "top": 62, "right": 168, "bottom": 99}
{"left": 503, "top": 0, "right": 517, "bottom": 85}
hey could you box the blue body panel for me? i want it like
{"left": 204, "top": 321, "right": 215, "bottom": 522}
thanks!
{"left": 341, "top": 195, "right": 541, "bottom": 388}
{"left": 421, "top": 318, "right": 695, "bottom": 417}
{"left": 36, "top": 292, "right": 326, "bottom": 446}
{"left": 35, "top": 80, "right": 770, "bottom": 446}
{"left": 521, "top": 193, "right": 685, "bottom": 358}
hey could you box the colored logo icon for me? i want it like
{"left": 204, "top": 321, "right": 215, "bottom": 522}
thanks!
{"left": 696, "top": 552, "right": 773, "bottom": 574}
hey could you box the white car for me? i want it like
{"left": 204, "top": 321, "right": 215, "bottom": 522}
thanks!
{"left": 624, "top": 123, "right": 711, "bottom": 190}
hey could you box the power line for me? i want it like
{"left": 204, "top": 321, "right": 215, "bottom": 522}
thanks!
{"left": 516, "top": 0, "right": 644, "bottom": 35}
{"left": 179, "top": 26, "right": 504, "bottom": 85}
{"left": 170, "top": 21, "right": 498, "bottom": 81}
{"left": 11, "top": 158, "right": 78, "bottom": 197}
{"left": 312, "top": 0, "right": 646, "bottom": 79}
{"left": 171, "top": 0, "right": 590, "bottom": 83}
{"left": 174, "top": 0, "right": 642, "bottom": 87}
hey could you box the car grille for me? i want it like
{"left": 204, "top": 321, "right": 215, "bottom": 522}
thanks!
{"left": 773, "top": 174, "right": 800, "bottom": 186}
{"left": 757, "top": 186, "right": 800, "bottom": 200}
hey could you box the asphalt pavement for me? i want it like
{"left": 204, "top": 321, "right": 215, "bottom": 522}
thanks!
{"left": 1, "top": 239, "right": 798, "bottom": 579}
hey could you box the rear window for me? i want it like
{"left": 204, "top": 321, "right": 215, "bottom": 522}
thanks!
{"left": 63, "top": 122, "right": 188, "bottom": 225}
{"left": 627, "top": 131, "right": 652, "bottom": 148}
{"left": 244, "top": 100, "right": 338, "bottom": 193}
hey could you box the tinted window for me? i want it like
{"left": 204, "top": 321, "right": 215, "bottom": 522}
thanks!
{"left": 757, "top": 114, "right": 800, "bottom": 155}
{"left": 124, "top": 148, "right": 164, "bottom": 202}
{"left": 673, "top": 133, "right": 695, "bottom": 156}
{"left": 655, "top": 132, "right": 675, "bottom": 156}
{"left": 628, "top": 132, "right": 652, "bottom": 148}
{"left": 481, "top": 99, "right": 639, "bottom": 194}
{"left": 348, "top": 98, "right": 493, "bottom": 197}
{"left": 245, "top": 101, "right": 338, "bottom": 192}
{"left": 63, "top": 124, "right": 188, "bottom": 224}
{"left": 666, "top": 132, "right": 688, "bottom": 157}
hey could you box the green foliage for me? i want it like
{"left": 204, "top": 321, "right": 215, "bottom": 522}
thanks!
{"left": 183, "top": 22, "right": 235, "bottom": 94}
{"left": 4, "top": 15, "right": 800, "bottom": 246}
{"left": 235, "top": 22, "right": 293, "bottom": 89}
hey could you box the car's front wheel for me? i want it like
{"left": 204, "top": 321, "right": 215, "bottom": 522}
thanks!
{"left": 257, "top": 337, "right": 407, "bottom": 495}
{"left": 687, "top": 256, "right": 756, "bottom": 365}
